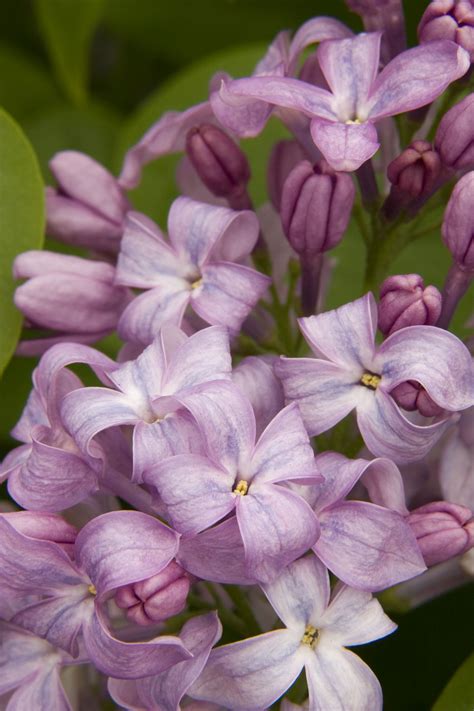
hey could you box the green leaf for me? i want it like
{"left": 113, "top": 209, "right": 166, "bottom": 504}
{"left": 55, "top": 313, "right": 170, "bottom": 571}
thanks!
{"left": 0, "top": 109, "right": 44, "bottom": 378}
{"left": 432, "top": 653, "right": 474, "bottom": 711}
{"left": 34, "top": 0, "right": 105, "bottom": 106}
{"left": 115, "top": 43, "right": 288, "bottom": 224}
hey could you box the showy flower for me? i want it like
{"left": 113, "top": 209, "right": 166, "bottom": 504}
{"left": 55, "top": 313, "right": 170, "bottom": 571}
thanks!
{"left": 0, "top": 511, "right": 191, "bottom": 679}
{"left": 145, "top": 381, "right": 321, "bottom": 582}
{"left": 276, "top": 293, "right": 474, "bottom": 463}
{"left": 189, "top": 555, "right": 396, "bottom": 710}
{"left": 115, "top": 197, "right": 270, "bottom": 345}
{"left": 211, "top": 33, "right": 469, "bottom": 170}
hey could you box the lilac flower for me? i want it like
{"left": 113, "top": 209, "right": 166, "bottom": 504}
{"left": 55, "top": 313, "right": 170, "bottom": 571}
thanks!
{"left": 189, "top": 555, "right": 396, "bottom": 710}
{"left": 0, "top": 511, "right": 191, "bottom": 678}
{"left": 276, "top": 293, "right": 474, "bottom": 463}
{"left": 407, "top": 500, "right": 474, "bottom": 566}
{"left": 13, "top": 251, "right": 130, "bottom": 355}
{"left": 418, "top": 0, "right": 474, "bottom": 60}
{"left": 435, "top": 94, "right": 474, "bottom": 171}
{"left": 145, "top": 381, "right": 321, "bottom": 582}
{"left": 0, "top": 621, "right": 79, "bottom": 711}
{"left": 211, "top": 33, "right": 469, "bottom": 170}
{"left": 108, "top": 612, "right": 221, "bottom": 711}
{"left": 309, "top": 452, "right": 426, "bottom": 589}
{"left": 55, "top": 325, "right": 230, "bottom": 482}
{"left": 378, "top": 274, "right": 442, "bottom": 336}
{"left": 232, "top": 355, "right": 284, "bottom": 437}
{"left": 439, "top": 408, "right": 474, "bottom": 509}
{"left": 115, "top": 198, "right": 270, "bottom": 345}
{"left": 46, "top": 151, "right": 129, "bottom": 255}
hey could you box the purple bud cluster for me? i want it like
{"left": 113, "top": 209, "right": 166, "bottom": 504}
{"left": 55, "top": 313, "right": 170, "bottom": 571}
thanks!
{"left": 1, "top": 4, "right": 474, "bottom": 710}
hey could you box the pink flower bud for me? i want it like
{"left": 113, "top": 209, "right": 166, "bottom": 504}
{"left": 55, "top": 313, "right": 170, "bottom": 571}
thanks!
{"left": 418, "top": 0, "right": 474, "bottom": 60}
{"left": 435, "top": 94, "right": 474, "bottom": 171}
{"left": 280, "top": 159, "right": 355, "bottom": 256}
{"left": 390, "top": 380, "right": 444, "bottom": 417}
{"left": 408, "top": 501, "right": 474, "bottom": 566}
{"left": 267, "top": 140, "right": 307, "bottom": 210}
{"left": 387, "top": 141, "right": 441, "bottom": 199}
{"left": 378, "top": 274, "right": 442, "bottom": 335}
{"left": 115, "top": 561, "right": 190, "bottom": 626}
{"left": 185, "top": 124, "right": 250, "bottom": 202}
{"left": 442, "top": 171, "right": 474, "bottom": 269}
{"left": 47, "top": 151, "right": 129, "bottom": 254}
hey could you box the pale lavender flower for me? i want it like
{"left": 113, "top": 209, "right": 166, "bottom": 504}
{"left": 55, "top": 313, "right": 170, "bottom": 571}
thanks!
{"left": 0, "top": 511, "right": 191, "bottom": 678}
{"left": 108, "top": 612, "right": 221, "bottom": 711}
{"left": 13, "top": 251, "right": 130, "bottom": 356}
{"left": 211, "top": 34, "right": 469, "bottom": 171}
{"left": 115, "top": 198, "right": 270, "bottom": 345}
{"left": 439, "top": 408, "right": 474, "bottom": 509}
{"left": 145, "top": 381, "right": 321, "bottom": 582}
{"left": 232, "top": 356, "right": 285, "bottom": 437}
{"left": 189, "top": 555, "right": 396, "bottom": 710}
{"left": 46, "top": 151, "right": 129, "bottom": 254}
{"left": 276, "top": 293, "right": 474, "bottom": 462}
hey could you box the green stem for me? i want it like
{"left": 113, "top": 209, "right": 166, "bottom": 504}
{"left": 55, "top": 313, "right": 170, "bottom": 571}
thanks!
{"left": 225, "top": 585, "right": 261, "bottom": 636}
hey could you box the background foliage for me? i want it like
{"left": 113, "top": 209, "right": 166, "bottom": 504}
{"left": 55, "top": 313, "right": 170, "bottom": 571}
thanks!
{"left": 0, "top": 2, "right": 472, "bottom": 708}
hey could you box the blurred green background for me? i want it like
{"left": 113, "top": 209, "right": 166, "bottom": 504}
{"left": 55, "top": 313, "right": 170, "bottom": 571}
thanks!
{"left": 0, "top": 1, "right": 472, "bottom": 709}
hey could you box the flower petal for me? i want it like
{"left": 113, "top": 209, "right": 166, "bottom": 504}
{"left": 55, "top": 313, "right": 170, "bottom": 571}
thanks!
{"left": 84, "top": 606, "right": 191, "bottom": 679}
{"left": 193, "top": 262, "right": 270, "bottom": 333}
{"left": 145, "top": 454, "right": 235, "bottom": 535}
{"left": 357, "top": 388, "right": 452, "bottom": 463}
{"left": 233, "top": 356, "right": 285, "bottom": 438}
{"left": 237, "top": 484, "right": 320, "bottom": 582}
{"left": 275, "top": 357, "right": 361, "bottom": 436}
{"left": 305, "top": 643, "right": 383, "bottom": 711}
{"left": 310, "top": 117, "right": 380, "bottom": 172}
{"left": 288, "top": 17, "right": 353, "bottom": 71}
{"left": 177, "top": 518, "right": 255, "bottom": 585}
{"left": 360, "top": 457, "right": 408, "bottom": 515}
{"left": 250, "top": 403, "right": 317, "bottom": 485}
{"left": 75, "top": 511, "right": 179, "bottom": 596}
{"left": 377, "top": 325, "right": 474, "bottom": 411}
{"left": 117, "top": 286, "right": 190, "bottom": 346}
{"left": 189, "top": 629, "right": 304, "bottom": 709}
{"left": 315, "top": 501, "right": 426, "bottom": 590}
{"left": 263, "top": 555, "right": 330, "bottom": 631}
{"left": 5, "top": 667, "right": 71, "bottom": 711}
{"left": 367, "top": 41, "right": 470, "bottom": 120}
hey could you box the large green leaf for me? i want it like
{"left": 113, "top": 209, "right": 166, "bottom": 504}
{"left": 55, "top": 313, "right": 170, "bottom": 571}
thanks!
{"left": 432, "top": 653, "right": 474, "bottom": 711}
{"left": 0, "top": 109, "right": 44, "bottom": 378}
{"left": 34, "top": 0, "right": 106, "bottom": 106}
{"left": 0, "top": 43, "right": 60, "bottom": 120}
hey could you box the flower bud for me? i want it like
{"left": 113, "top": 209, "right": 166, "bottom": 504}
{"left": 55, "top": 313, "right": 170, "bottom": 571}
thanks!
{"left": 185, "top": 124, "right": 250, "bottom": 204}
{"left": 442, "top": 171, "right": 474, "bottom": 269}
{"left": 114, "top": 561, "right": 190, "bottom": 626}
{"left": 390, "top": 380, "right": 444, "bottom": 417}
{"left": 418, "top": 0, "right": 474, "bottom": 60}
{"left": 435, "top": 94, "right": 474, "bottom": 171}
{"left": 387, "top": 141, "right": 442, "bottom": 199}
{"left": 47, "top": 151, "right": 129, "bottom": 254}
{"left": 378, "top": 274, "right": 442, "bottom": 335}
{"left": 280, "top": 160, "right": 355, "bottom": 256}
{"left": 14, "top": 251, "right": 130, "bottom": 355}
{"left": 408, "top": 501, "right": 474, "bottom": 566}
{"left": 267, "top": 140, "right": 307, "bottom": 210}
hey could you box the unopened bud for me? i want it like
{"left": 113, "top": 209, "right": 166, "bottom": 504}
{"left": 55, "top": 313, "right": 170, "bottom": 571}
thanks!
{"left": 115, "top": 561, "right": 190, "bottom": 626}
{"left": 378, "top": 274, "right": 442, "bottom": 335}
{"left": 47, "top": 151, "right": 128, "bottom": 254}
{"left": 346, "top": 0, "right": 406, "bottom": 63}
{"left": 387, "top": 141, "right": 441, "bottom": 199}
{"left": 442, "top": 171, "right": 474, "bottom": 269}
{"left": 408, "top": 501, "right": 474, "bottom": 566}
{"left": 280, "top": 160, "right": 355, "bottom": 256}
{"left": 185, "top": 124, "right": 250, "bottom": 204}
{"left": 267, "top": 140, "right": 307, "bottom": 211}
{"left": 391, "top": 380, "right": 444, "bottom": 417}
{"left": 418, "top": 0, "right": 474, "bottom": 60}
{"left": 435, "top": 94, "right": 474, "bottom": 171}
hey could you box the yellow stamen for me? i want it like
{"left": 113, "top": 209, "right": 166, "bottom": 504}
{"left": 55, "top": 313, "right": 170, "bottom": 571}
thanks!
{"left": 233, "top": 479, "right": 248, "bottom": 496}
{"left": 190, "top": 278, "right": 203, "bottom": 290}
{"left": 346, "top": 118, "right": 362, "bottom": 125}
{"left": 88, "top": 584, "right": 97, "bottom": 596}
{"left": 360, "top": 372, "right": 381, "bottom": 390}
{"left": 301, "top": 624, "right": 319, "bottom": 649}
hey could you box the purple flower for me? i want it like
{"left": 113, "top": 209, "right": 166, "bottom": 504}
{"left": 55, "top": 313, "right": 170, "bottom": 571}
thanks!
{"left": 378, "top": 274, "right": 442, "bottom": 336}
{"left": 145, "top": 381, "right": 321, "bottom": 582}
{"left": 407, "top": 500, "right": 474, "bottom": 566}
{"left": 211, "top": 33, "right": 469, "bottom": 171}
{"left": 115, "top": 198, "right": 270, "bottom": 345}
{"left": 13, "top": 251, "right": 130, "bottom": 355}
{"left": 439, "top": 408, "right": 474, "bottom": 509}
{"left": 0, "top": 511, "right": 191, "bottom": 679}
{"left": 418, "top": 0, "right": 474, "bottom": 60}
{"left": 46, "top": 151, "right": 129, "bottom": 254}
{"left": 189, "top": 555, "right": 396, "bottom": 710}
{"left": 442, "top": 171, "right": 474, "bottom": 269}
{"left": 435, "top": 94, "right": 474, "bottom": 171}
{"left": 276, "top": 293, "right": 474, "bottom": 462}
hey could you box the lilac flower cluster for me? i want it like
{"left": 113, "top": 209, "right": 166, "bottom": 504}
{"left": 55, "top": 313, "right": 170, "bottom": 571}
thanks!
{"left": 1, "top": 2, "right": 474, "bottom": 709}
